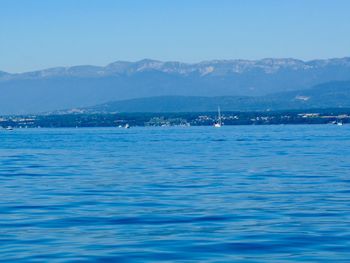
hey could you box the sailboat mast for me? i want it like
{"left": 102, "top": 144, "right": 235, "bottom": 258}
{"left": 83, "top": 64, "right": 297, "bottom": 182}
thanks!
{"left": 218, "top": 106, "right": 221, "bottom": 125}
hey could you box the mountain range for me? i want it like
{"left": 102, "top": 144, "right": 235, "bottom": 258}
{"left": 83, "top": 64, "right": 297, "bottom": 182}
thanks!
{"left": 1, "top": 58, "right": 350, "bottom": 114}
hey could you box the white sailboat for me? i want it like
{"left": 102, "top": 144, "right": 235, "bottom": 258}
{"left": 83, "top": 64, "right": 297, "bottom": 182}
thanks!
{"left": 214, "top": 106, "right": 222, "bottom": 128}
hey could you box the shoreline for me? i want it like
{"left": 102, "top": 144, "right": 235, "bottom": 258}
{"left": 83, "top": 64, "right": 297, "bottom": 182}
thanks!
{"left": 1, "top": 109, "right": 350, "bottom": 128}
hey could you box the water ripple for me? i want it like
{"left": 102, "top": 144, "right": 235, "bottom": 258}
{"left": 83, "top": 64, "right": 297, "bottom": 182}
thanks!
{"left": 0, "top": 125, "right": 350, "bottom": 262}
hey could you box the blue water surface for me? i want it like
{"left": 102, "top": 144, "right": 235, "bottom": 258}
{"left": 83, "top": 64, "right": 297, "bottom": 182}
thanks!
{"left": 0, "top": 125, "right": 350, "bottom": 262}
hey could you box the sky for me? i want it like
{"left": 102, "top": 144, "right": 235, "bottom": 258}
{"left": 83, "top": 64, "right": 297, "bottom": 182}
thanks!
{"left": 1, "top": 0, "right": 350, "bottom": 72}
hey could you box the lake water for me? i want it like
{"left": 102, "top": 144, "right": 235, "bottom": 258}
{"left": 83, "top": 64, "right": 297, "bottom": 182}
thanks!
{"left": 0, "top": 125, "right": 350, "bottom": 262}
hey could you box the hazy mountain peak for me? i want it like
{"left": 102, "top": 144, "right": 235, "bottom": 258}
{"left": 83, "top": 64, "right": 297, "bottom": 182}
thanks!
{"left": 134, "top": 59, "right": 164, "bottom": 72}
{"left": 308, "top": 57, "right": 350, "bottom": 67}
{"left": 0, "top": 71, "right": 9, "bottom": 77}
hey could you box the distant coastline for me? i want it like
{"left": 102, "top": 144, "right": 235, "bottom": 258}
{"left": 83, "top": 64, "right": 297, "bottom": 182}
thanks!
{"left": 1, "top": 109, "right": 349, "bottom": 128}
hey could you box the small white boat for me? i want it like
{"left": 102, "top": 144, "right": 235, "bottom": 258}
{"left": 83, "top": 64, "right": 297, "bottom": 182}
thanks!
{"left": 214, "top": 106, "right": 222, "bottom": 128}
{"left": 331, "top": 120, "right": 344, "bottom": 126}
{"left": 5, "top": 126, "right": 13, "bottom": 130}
{"left": 124, "top": 124, "right": 130, "bottom": 129}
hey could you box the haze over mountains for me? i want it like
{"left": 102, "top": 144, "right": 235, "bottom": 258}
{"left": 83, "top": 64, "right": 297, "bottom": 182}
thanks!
{"left": 1, "top": 57, "right": 350, "bottom": 114}
{"left": 74, "top": 81, "right": 350, "bottom": 113}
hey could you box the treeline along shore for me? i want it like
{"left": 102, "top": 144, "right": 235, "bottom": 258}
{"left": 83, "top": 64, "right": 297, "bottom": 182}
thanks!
{"left": 1, "top": 109, "right": 350, "bottom": 128}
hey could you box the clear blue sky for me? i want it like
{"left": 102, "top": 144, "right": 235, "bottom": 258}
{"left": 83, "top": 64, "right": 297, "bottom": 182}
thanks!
{"left": 1, "top": 0, "right": 350, "bottom": 72}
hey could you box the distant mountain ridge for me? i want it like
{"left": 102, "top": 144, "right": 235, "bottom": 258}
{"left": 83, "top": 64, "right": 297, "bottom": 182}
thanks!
{"left": 2, "top": 57, "right": 350, "bottom": 79}
{"left": 59, "top": 81, "right": 350, "bottom": 113}
{"left": 1, "top": 58, "right": 350, "bottom": 114}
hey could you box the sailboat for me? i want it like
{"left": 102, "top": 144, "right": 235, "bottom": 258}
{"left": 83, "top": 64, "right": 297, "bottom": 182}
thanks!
{"left": 214, "top": 106, "right": 222, "bottom": 128}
